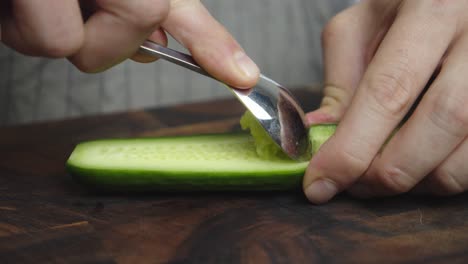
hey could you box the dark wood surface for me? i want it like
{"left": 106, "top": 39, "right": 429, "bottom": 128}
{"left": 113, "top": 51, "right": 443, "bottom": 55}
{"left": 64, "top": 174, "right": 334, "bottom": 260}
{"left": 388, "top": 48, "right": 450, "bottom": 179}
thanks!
{"left": 1, "top": 89, "right": 468, "bottom": 264}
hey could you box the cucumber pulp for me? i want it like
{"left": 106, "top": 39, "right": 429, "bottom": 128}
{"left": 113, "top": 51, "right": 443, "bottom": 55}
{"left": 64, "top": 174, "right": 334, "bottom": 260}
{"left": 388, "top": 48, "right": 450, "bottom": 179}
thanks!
{"left": 66, "top": 115, "right": 337, "bottom": 191}
{"left": 240, "top": 110, "right": 288, "bottom": 160}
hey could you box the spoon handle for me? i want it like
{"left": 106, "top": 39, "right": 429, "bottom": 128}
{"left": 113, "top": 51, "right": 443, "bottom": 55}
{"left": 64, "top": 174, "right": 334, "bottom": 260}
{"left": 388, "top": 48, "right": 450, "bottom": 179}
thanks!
{"left": 139, "top": 40, "right": 212, "bottom": 79}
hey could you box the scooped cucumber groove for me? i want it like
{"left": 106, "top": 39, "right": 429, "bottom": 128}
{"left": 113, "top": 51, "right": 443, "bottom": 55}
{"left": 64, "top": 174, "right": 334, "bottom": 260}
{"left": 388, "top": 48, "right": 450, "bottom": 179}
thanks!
{"left": 66, "top": 111, "right": 337, "bottom": 191}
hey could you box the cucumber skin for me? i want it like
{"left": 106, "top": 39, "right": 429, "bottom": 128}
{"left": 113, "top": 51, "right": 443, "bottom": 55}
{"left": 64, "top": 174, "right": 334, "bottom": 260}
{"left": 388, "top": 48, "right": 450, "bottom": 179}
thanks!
{"left": 67, "top": 163, "right": 304, "bottom": 192}
{"left": 66, "top": 126, "right": 337, "bottom": 192}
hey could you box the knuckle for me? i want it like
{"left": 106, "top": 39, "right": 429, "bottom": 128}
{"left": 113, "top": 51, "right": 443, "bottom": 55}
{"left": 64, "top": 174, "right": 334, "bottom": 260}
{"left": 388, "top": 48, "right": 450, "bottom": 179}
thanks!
{"left": 428, "top": 92, "right": 468, "bottom": 137}
{"left": 429, "top": 0, "right": 452, "bottom": 8}
{"left": 39, "top": 26, "right": 84, "bottom": 58}
{"left": 322, "top": 85, "right": 349, "bottom": 105}
{"left": 372, "top": 165, "right": 415, "bottom": 194}
{"left": 313, "top": 138, "right": 369, "bottom": 188}
{"left": 366, "top": 62, "right": 414, "bottom": 116}
{"left": 417, "top": 0, "right": 459, "bottom": 22}
{"left": 431, "top": 168, "right": 464, "bottom": 195}
{"left": 126, "top": 0, "right": 170, "bottom": 29}
{"left": 320, "top": 85, "right": 350, "bottom": 117}
{"left": 334, "top": 146, "right": 369, "bottom": 177}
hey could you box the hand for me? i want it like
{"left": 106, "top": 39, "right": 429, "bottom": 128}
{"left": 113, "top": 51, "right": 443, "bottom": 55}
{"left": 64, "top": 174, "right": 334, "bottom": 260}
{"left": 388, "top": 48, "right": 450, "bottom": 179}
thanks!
{"left": 0, "top": 0, "right": 259, "bottom": 88}
{"left": 304, "top": 0, "right": 468, "bottom": 204}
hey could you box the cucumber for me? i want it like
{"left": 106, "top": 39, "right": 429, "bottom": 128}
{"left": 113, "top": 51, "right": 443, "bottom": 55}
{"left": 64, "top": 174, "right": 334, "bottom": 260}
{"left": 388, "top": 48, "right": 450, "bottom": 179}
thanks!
{"left": 67, "top": 125, "right": 337, "bottom": 192}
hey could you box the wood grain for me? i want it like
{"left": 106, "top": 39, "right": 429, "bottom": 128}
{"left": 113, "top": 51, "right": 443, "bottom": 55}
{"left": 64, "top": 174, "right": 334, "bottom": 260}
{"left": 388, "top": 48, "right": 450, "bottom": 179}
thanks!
{"left": 1, "top": 89, "right": 468, "bottom": 264}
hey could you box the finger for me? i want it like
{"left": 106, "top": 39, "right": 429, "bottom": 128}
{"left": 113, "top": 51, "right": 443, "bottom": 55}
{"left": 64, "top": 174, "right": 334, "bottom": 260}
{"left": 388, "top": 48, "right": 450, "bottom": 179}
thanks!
{"left": 303, "top": 0, "right": 457, "bottom": 204}
{"left": 161, "top": 0, "right": 259, "bottom": 89}
{"left": 402, "top": 33, "right": 468, "bottom": 197}
{"left": 306, "top": 2, "right": 382, "bottom": 125}
{"left": 1, "top": 0, "right": 84, "bottom": 57}
{"left": 423, "top": 137, "right": 468, "bottom": 196}
{"left": 69, "top": 0, "right": 170, "bottom": 72}
{"left": 130, "top": 28, "right": 168, "bottom": 63}
{"left": 349, "top": 33, "right": 468, "bottom": 198}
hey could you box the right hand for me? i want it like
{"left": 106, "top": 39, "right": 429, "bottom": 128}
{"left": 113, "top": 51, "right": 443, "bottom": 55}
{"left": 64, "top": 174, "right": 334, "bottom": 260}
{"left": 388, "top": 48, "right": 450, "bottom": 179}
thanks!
{"left": 0, "top": 0, "right": 259, "bottom": 88}
{"left": 304, "top": 0, "right": 468, "bottom": 204}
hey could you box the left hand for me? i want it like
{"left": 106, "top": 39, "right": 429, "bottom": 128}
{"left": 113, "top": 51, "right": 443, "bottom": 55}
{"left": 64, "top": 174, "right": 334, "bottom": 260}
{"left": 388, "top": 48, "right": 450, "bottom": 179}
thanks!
{"left": 304, "top": 0, "right": 468, "bottom": 204}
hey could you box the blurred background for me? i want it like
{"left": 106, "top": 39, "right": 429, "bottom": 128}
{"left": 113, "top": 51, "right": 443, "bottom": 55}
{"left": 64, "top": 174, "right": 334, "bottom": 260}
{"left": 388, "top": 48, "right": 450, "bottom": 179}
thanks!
{"left": 0, "top": 0, "right": 353, "bottom": 126}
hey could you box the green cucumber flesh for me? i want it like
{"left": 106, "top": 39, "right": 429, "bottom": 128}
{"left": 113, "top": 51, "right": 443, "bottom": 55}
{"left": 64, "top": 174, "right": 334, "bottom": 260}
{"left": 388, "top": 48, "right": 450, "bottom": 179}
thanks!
{"left": 67, "top": 125, "right": 337, "bottom": 191}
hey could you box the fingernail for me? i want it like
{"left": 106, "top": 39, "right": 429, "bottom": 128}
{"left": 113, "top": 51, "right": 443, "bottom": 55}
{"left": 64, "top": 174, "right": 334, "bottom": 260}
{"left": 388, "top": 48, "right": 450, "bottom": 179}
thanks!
{"left": 305, "top": 110, "right": 336, "bottom": 125}
{"left": 305, "top": 179, "right": 338, "bottom": 204}
{"left": 233, "top": 51, "right": 259, "bottom": 80}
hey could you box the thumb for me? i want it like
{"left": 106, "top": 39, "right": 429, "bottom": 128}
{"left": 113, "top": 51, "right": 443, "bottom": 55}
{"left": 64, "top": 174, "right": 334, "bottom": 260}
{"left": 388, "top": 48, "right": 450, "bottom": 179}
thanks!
{"left": 161, "top": 0, "right": 259, "bottom": 89}
{"left": 303, "top": 2, "right": 386, "bottom": 204}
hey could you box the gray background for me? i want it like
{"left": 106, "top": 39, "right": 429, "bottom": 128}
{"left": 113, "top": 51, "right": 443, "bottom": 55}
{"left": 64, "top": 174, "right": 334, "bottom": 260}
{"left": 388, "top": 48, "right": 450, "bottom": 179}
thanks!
{"left": 0, "top": 0, "right": 353, "bottom": 126}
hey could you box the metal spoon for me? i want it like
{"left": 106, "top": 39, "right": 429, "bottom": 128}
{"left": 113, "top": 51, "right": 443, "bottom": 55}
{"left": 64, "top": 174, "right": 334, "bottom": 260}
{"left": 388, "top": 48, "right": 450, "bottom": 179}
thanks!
{"left": 139, "top": 40, "right": 310, "bottom": 161}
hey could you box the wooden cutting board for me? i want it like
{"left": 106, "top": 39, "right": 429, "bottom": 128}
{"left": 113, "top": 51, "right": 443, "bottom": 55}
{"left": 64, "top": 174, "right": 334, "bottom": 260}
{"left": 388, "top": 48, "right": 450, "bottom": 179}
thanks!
{"left": 1, "top": 89, "right": 468, "bottom": 263}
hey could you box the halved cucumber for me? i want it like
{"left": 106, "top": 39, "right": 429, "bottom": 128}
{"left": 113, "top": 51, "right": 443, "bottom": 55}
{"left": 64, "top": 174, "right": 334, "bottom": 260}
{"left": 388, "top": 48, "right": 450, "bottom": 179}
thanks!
{"left": 66, "top": 125, "right": 336, "bottom": 191}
